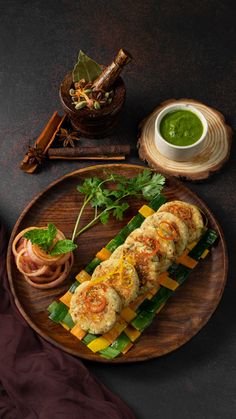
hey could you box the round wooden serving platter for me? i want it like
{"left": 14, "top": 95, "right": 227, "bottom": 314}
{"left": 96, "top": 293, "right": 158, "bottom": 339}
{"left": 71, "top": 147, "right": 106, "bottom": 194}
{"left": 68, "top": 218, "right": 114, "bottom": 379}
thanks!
{"left": 7, "top": 164, "right": 228, "bottom": 363}
{"left": 138, "top": 99, "right": 232, "bottom": 181}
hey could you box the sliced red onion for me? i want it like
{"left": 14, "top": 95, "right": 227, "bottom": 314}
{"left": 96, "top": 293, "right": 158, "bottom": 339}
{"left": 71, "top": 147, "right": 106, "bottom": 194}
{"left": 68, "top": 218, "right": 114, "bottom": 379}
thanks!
{"left": 16, "top": 248, "right": 48, "bottom": 277}
{"left": 23, "top": 254, "right": 74, "bottom": 289}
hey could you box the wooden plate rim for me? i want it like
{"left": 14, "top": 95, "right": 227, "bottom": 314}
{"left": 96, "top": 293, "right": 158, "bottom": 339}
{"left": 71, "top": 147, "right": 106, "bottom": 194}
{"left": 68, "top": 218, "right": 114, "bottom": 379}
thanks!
{"left": 7, "top": 164, "right": 228, "bottom": 363}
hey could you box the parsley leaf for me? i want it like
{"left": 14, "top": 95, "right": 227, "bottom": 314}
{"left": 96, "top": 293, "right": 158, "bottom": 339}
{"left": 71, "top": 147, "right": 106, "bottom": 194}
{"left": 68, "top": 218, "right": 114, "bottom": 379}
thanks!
{"left": 100, "top": 211, "right": 110, "bottom": 224}
{"left": 112, "top": 202, "right": 129, "bottom": 220}
{"left": 77, "top": 177, "right": 101, "bottom": 196}
{"left": 72, "top": 170, "right": 165, "bottom": 239}
{"left": 90, "top": 187, "right": 113, "bottom": 208}
{"left": 141, "top": 173, "right": 166, "bottom": 200}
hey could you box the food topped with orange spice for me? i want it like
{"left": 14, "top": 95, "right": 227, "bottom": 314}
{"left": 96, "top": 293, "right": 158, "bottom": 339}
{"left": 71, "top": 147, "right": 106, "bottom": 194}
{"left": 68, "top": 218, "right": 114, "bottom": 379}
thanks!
{"left": 158, "top": 201, "right": 204, "bottom": 243}
{"left": 70, "top": 281, "right": 122, "bottom": 334}
{"left": 142, "top": 211, "right": 189, "bottom": 257}
{"left": 68, "top": 200, "right": 205, "bottom": 335}
{"left": 92, "top": 258, "right": 139, "bottom": 307}
{"left": 121, "top": 226, "right": 175, "bottom": 290}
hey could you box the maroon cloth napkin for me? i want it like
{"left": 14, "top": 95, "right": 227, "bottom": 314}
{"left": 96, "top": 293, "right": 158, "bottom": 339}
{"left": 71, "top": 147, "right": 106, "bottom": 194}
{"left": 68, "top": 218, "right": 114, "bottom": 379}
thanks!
{"left": 0, "top": 221, "right": 135, "bottom": 419}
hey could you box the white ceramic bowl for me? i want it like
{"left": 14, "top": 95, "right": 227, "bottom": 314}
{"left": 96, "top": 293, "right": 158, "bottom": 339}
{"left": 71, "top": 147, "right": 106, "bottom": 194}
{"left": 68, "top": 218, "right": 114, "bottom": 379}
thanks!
{"left": 155, "top": 103, "right": 208, "bottom": 161}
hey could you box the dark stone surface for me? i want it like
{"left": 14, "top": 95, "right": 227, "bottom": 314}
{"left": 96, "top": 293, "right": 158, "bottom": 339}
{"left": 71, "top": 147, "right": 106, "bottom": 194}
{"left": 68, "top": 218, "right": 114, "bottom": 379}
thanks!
{"left": 0, "top": 1, "right": 235, "bottom": 418}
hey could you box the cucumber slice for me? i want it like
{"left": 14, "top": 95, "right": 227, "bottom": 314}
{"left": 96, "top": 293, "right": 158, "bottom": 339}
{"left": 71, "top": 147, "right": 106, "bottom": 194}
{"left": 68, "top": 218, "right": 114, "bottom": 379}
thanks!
{"left": 82, "top": 333, "right": 98, "bottom": 345}
{"left": 119, "top": 225, "right": 130, "bottom": 239}
{"left": 49, "top": 302, "right": 68, "bottom": 323}
{"left": 136, "top": 287, "right": 173, "bottom": 317}
{"left": 99, "top": 346, "right": 121, "bottom": 359}
{"left": 47, "top": 301, "right": 59, "bottom": 314}
{"left": 110, "top": 332, "right": 131, "bottom": 352}
{"left": 168, "top": 263, "right": 191, "bottom": 285}
{"left": 189, "top": 229, "right": 218, "bottom": 260}
{"left": 131, "top": 310, "right": 156, "bottom": 331}
{"left": 85, "top": 257, "right": 101, "bottom": 274}
{"left": 62, "top": 311, "right": 75, "bottom": 329}
{"left": 137, "top": 298, "right": 157, "bottom": 313}
{"left": 126, "top": 213, "right": 145, "bottom": 232}
{"left": 69, "top": 281, "right": 80, "bottom": 293}
{"left": 149, "top": 194, "right": 167, "bottom": 211}
{"left": 106, "top": 235, "right": 125, "bottom": 252}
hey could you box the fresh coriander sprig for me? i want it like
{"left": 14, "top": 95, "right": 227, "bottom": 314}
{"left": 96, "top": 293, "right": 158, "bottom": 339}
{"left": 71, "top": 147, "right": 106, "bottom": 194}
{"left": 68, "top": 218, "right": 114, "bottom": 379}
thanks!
{"left": 24, "top": 223, "right": 77, "bottom": 255}
{"left": 71, "top": 170, "right": 165, "bottom": 240}
{"left": 71, "top": 175, "right": 115, "bottom": 241}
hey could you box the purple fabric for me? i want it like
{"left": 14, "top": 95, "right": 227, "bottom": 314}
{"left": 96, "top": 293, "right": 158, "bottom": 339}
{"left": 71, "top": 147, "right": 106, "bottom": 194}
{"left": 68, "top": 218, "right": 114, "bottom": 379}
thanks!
{"left": 0, "top": 221, "right": 135, "bottom": 419}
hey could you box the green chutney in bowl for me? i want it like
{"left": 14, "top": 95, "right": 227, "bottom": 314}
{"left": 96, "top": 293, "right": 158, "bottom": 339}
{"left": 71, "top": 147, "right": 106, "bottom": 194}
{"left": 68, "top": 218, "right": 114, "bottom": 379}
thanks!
{"left": 155, "top": 103, "right": 208, "bottom": 161}
{"left": 160, "top": 110, "right": 203, "bottom": 147}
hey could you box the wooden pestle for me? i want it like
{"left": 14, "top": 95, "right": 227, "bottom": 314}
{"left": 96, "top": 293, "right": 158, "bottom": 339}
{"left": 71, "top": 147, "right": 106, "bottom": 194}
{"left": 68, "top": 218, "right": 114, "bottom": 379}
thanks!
{"left": 92, "top": 48, "right": 132, "bottom": 92}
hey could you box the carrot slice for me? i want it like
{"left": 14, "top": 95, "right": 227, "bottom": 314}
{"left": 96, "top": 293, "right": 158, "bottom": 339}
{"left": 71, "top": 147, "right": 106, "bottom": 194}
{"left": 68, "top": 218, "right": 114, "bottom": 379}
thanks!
{"left": 84, "top": 284, "right": 107, "bottom": 313}
{"left": 157, "top": 221, "right": 178, "bottom": 241}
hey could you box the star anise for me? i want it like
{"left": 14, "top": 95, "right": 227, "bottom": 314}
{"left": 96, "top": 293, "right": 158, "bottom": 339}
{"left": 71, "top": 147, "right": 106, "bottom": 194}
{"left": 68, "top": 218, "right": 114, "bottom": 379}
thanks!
{"left": 57, "top": 128, "right": 80, "bottom": 147}
{"left": 27, "top": 145, "right": 45, "bottom": 165}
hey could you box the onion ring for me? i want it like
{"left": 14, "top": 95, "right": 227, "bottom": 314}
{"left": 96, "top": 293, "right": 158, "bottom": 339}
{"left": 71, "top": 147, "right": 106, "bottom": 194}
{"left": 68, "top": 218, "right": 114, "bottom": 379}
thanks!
{"left": 12, "top": 226, "right": 74, "bottom": 289}
{"left": 22, "top": 253, "right": 74, "bottom": 289}
{"left": 27, "top": 265, "right": 63, "bottom": 284}
{"left": 16, "top": 248, "right": 48, "bottom": 277}
{"left": 12, "top": 227, "right": 40, "bottom": 257}
{"left": 15, "top": 238, "right": 27, "bottom": 255}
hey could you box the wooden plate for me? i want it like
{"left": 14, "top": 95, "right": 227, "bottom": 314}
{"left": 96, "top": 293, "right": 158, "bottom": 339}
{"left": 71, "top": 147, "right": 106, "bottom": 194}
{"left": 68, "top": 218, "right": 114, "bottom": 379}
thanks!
{"left": 7, "top": 164, "right": 228, "bottom": 363}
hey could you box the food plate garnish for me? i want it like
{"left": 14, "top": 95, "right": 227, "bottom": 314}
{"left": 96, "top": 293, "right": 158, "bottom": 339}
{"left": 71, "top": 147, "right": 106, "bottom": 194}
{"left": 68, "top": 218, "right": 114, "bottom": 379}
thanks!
{"left": 47, "top": 193, "right": 218, "bottom": 359}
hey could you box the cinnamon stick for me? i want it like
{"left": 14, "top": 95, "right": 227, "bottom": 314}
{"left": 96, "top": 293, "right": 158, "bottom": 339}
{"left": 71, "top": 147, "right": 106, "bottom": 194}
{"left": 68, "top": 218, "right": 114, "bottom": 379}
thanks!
{"left": 48, "top": 155, "right": 126, "bottom": 161}
{"left": 20, "top": 112, "right": 66, "bottom": 174}
{"left": 47, "top": 144, "right": 130, "bottom": 159}
{"left": 92, "top": 48, "right": 132, "bottom": 92}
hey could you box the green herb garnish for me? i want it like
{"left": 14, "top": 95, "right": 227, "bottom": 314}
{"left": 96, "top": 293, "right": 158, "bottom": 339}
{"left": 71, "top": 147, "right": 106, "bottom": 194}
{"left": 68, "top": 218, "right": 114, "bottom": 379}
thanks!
{"left": 24, "top": 223, "right": 77, "bottom": 255}
{"left": 71, "top": 170, "right": 165, "bottom": 241}
{"left": 50, "top": 239, "right": 77, "bottom": 256}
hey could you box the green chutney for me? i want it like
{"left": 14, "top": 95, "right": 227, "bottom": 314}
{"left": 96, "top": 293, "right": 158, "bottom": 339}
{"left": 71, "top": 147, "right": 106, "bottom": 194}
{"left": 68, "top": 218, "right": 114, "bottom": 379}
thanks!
{"left": 160, "top": 110, "right": 203, "bottom": 146}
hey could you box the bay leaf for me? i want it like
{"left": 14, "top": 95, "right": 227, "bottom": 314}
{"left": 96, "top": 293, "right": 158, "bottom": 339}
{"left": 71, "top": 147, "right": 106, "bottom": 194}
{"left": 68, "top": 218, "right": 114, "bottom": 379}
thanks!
{"left": 72, "top": 50, "right": 102, "bottom": 83}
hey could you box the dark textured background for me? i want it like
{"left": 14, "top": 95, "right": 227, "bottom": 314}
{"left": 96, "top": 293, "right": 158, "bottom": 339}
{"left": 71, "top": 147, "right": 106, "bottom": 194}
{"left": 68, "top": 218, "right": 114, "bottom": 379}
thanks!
{"left": 0, "top": 1, "right": 235, "bottom": 418}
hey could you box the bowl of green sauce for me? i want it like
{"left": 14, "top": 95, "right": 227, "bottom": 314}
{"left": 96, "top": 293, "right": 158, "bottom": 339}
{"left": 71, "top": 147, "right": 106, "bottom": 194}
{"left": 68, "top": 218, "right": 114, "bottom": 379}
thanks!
{"left": 155, "top": 103, "right": 208, "bottom": 161}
